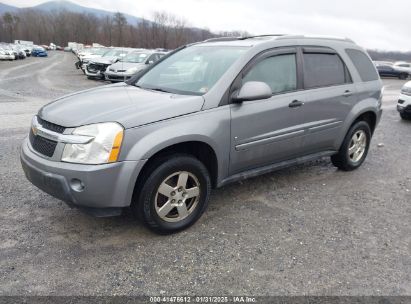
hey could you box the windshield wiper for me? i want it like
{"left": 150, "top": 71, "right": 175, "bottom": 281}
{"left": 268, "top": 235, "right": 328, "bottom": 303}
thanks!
{"left": 147, "top": 87, "right": 172, "bottom": 93}
{"left": 133, "top": 84, "right": 171, "bottom": 93}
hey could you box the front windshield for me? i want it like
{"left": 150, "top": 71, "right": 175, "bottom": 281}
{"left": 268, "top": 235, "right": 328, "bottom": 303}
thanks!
{"left": 136, "top": 46, "right": 248, "bottom": 95}
{"left": 103, "top": 49, "right": 129, "bottom": 57}
{"left": 121, "top": 52, "right": 149, "bottom": 63}
{"left": 91, "top": 48, "right": 107, "bottom": 55}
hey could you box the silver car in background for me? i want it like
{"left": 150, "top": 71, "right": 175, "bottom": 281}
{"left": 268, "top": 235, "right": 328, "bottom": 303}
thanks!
{"left": 105, "top": 50, "right": 166, "bottom": 82}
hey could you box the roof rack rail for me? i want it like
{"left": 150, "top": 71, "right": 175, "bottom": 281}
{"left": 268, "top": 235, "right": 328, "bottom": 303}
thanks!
{"left": 277, "top": 35, "right": 355, "bottom": 43}
{"left": 203, "top": 37, "right": 242, "bottom": 42}
{"left": 204, "top": 35, "right": 284, "bottom": 43}
{"left": 238, "top": 34, "right": 285, "bottom": 40}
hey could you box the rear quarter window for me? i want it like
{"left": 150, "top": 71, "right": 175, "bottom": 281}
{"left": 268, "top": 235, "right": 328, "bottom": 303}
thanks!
{"left": 346, "top": 49, "right": 379, "bottom": 82}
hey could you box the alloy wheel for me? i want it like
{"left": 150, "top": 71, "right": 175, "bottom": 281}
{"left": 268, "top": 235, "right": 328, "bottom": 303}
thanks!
{"left": 154, "top": 171, "right": 201, "bottom": 223}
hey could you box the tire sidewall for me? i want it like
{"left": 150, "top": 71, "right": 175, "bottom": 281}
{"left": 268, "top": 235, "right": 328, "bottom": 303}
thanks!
{"left": 138, "top": 156, "right": 211, "bottom": 233}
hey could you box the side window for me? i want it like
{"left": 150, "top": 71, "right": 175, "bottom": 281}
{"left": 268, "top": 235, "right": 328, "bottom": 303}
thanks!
{"left": 303, "top": 53, "right": 348, "bottom": 89}
{"left": 345, "top": 49, "right": 379, "bottom": 82}
{"left": 147, "top": 54, "right": 157, "bottom": 63}
{"left": 243, "top": 54, "right": 297, "bottom": 94}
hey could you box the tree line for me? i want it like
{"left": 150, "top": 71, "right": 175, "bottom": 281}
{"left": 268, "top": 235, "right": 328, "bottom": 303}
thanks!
{"left": 0, "top": 9, "right": 248, "bottom": 49}
{"left": 1, "top": 8, "right": 409, "bottom": 61}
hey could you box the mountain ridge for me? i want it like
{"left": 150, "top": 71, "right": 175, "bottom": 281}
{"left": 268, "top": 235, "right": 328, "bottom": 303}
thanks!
{"left": 0, "top": 0, "right": 144, "bottom": 24}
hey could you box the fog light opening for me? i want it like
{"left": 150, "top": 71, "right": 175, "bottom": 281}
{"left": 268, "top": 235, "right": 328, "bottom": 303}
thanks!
{"left": 70, "top": 179, "right": 85, "bottom": 192}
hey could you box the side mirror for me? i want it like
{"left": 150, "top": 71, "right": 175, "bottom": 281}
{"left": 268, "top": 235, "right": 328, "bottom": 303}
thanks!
{"left": 231, "top": 81, "right": 272, "bottom": 103}
{"left": 147, "top": 60, "right": 154, "bottom": 64}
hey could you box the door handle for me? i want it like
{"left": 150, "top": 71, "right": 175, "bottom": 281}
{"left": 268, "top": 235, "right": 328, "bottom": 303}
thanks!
{"left": 289, "top": 100, "right": 304, "bottom": 108}
{"left": 343, "top": 90, "right": 353, "bottom": 97}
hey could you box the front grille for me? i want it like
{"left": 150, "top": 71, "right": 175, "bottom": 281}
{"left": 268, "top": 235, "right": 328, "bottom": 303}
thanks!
{"left": 88, "top": 63, "right": 108, "bottom": 73}
{"left": 107, "top": 75, "right": 129, "bottom": 80}
{"left": 37, "top": 117, "right": 65, "bottom": 134}
{"left": 29, "top": 129, "right": 58, "bottom": 157}
{"left": 398, "top": 99, "right": 405, "bottom": 104}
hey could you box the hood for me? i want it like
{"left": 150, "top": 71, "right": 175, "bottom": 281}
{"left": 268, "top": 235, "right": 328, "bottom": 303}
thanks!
{"left": 108, "top": 61, "right": 145, "bottom": 71}
{"left": 91, "top": 56, "right": 118, "bottom": 65}
{"left": 403, "top": 81, "right": 411, "bottom": 89}
{"left": 82, "top": 54, "right": 102, "bottom": 61}
{"left": 38, "top": 83, "right": 205, "bottom": 129}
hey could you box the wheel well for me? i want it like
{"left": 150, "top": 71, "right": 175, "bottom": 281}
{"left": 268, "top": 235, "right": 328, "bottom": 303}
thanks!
{"left": 354, "top": 111, "right": 377, "bottom": 134}
{"left": 132, "top": 141, "right": 219, "bottom": 202}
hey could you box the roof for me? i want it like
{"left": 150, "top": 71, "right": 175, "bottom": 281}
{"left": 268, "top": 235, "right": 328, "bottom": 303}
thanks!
{"left": 199, "top": 34, "right": 356, "bottom": 47}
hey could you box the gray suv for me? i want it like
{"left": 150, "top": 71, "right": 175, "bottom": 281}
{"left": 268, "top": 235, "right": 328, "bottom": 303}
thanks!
{"left": 21, "top": 35, "right": 383, "bottom": 234}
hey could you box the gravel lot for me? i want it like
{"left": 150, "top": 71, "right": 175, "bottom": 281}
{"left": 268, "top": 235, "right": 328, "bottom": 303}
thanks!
{"left": 0, "top": 51, "right": 410, "bottom": 297}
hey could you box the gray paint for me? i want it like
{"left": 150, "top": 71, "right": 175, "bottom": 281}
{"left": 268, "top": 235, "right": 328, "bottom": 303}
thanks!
{"left": 22, "top": 36, "right": 383, "bottom": 210}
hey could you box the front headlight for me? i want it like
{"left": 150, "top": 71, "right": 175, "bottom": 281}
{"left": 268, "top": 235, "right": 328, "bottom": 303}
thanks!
{"left": 62, "top": 122, "right": 124, "bottom": 164}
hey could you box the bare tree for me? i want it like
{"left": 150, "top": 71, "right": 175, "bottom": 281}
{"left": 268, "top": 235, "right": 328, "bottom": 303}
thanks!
{"left": 2, "top": 12, "right": 20, "bottom": 42}
{"left": 102, "top": 15, "right": 114, "bottom": 46}
{"left": 169, "top": 15, "right": 187, "bottom": 48}
{"left": 0, "top": 8, "right": 247, "bottom": 49}
{"left": 113, "top": 12, "right": 127, "bottom": 46}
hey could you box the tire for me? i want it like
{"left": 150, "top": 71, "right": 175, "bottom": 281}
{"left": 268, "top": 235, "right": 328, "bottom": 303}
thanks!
{"left": 331, "top": 121, "right": 371, "bottom": 171}
{"left": 400, "top": 112, "right": 411, "bottom": 120}
{"left": 399, "top": 73, "right": 408, "bottom": 80}
{"left": 132, "top": 154, "right": 211, "bottom": 234}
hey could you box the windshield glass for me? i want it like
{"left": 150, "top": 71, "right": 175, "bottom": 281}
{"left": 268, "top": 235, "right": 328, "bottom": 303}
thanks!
{"left": 103, "top": 49, "right": 129, "bottom": 57}
{"left": 136, "top": 46, "right": 248, "bottom": 95}
{"left": 121, "top": 52, "right": 149, "bottom": 63}
{"left": 91, "top": 48, "right": 107, "bottom": 55}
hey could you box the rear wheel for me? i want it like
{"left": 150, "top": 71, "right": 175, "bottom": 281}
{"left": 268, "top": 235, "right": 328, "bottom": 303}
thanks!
{"left": 399, "top": 73, "right": 408, "bottom": 80}
{"left": 331, "top": 121, "right": 371, "bottom": 171}
{"left": 132, "top": 155, "right": 211, "bottom": 234}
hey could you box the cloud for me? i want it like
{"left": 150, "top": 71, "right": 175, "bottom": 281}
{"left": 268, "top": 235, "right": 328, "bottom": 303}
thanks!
{"left": 6, "top": 0, "right": 411, "bottom": 50}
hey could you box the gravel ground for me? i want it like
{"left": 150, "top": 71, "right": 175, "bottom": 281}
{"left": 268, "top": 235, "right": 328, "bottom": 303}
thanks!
{"left": 0, "top": 52, "right": 410, "bottom": 297}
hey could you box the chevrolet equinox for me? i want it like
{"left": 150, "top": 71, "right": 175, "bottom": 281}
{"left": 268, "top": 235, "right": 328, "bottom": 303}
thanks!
{"left": 21, "top": 35, "right": 383, "bottom": 234}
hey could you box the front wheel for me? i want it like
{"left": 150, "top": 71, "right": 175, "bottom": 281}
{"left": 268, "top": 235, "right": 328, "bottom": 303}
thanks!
{"left": 331, "top": 121, "right": 371, "bottom": 171}
{"left": 400, "top": 112, "right": 411, "bottom": 120}
{"left": 399, "top": 73, "right": 408, "bottom": 80}
{"left": 132, "top": 155, "right": 211, "bottom": 234}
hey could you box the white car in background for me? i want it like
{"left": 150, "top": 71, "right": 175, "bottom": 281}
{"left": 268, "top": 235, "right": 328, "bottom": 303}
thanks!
{"left": 0, "top": 48, "right": 15, "bottom": 60}
{"left": 75, "top": 47, "right": 108, "bottom": 73}
{"left": 85, "top": 48, "right": 137, "bottom": 79}
{"left": 398, "top": 81, "right": 411, "bottom": 120}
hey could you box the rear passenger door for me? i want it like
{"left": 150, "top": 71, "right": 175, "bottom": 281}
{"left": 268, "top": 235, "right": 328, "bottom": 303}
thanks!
{"left": 298, "top": 47, "right": 357, "bottom": 153}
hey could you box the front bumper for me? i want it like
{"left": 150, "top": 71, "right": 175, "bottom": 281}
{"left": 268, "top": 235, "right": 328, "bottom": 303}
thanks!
{"left": 105, "top": 71, "right": 133, "bottom": 82}
{"left": 397, "top": 93, "right": 411, "bottom": 113}
{"left": 85, "top": 68, "right": 103, "bottom": 78}
{"left": 20, "top": 137, "right": 146, "bottom": 214}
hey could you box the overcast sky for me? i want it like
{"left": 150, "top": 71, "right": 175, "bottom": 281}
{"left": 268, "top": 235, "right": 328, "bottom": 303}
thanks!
{"left": 5, "top": 0, "right": 411, "bottom": 51}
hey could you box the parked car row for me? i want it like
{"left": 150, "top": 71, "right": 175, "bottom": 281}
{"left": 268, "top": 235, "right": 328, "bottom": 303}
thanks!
{"left": 374, "top": 61, "right": 411, "bottom": 80}
{"left": 0, "top": 43, "right": 29, "bottom": 60}
{"left": 0, "top": 42, "right": 50, "bottom": 60}
{"left": 74, "top": 46, "right": 167, "bottom": 82}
